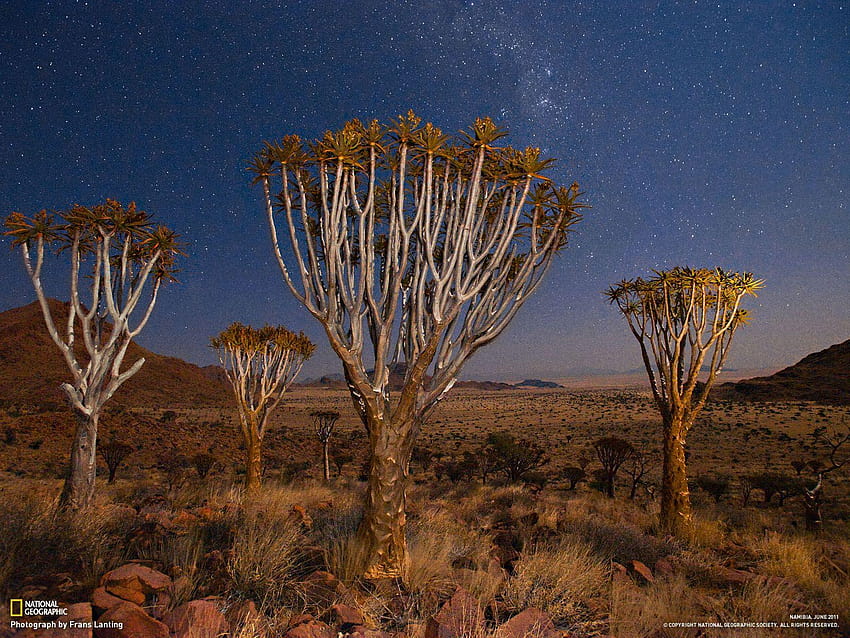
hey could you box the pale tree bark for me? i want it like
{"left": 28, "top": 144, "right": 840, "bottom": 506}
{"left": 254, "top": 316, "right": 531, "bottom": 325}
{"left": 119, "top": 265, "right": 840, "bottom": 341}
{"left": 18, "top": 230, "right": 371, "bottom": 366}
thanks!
{"left": 607, "top": 268, "right": 763, "bottom": 539}
{"left": 253, "top": 114, "right": 584, "bottom": 578}
{"left": 4, "top": 203, "right": 179, "bottom": 509}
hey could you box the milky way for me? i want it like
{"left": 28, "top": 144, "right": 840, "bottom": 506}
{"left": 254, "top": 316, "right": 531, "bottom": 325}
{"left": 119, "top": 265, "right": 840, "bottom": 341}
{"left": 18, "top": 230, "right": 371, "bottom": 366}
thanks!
{"left": 1, "top": 1, "right": 847, "bottom": 379}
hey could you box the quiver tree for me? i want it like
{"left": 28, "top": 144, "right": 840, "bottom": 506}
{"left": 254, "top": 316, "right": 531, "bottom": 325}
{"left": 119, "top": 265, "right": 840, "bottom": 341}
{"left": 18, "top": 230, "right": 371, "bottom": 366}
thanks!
{"left": 624, "top": 448, "right": 649, "bottom": 500}
{"left": 211, "top": 322, "right": 314, "bottom": 491}
{"left": 3, "top": 200, "right": 181, "bottom": 509}
{"left": 801, "top": 425, "right": 848, "bottom": 532}
{"left": 311, "top": 410, "right": 340, "bottom": 481}
{"left": 99, "top": 440, "right": 134, "bottom": 483}
{"left": 606, "top": 267, "right": 762, "bottom": 537}
{"left": 252, "top": 112, "right": 585, "bottom": 578}
{"left": 593, "top": 437, "right": 634, "bottom": 498}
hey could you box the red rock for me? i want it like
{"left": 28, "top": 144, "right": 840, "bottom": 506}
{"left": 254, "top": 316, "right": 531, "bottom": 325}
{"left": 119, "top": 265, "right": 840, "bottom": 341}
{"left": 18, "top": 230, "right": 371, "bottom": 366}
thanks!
{"left": 714, "top": 566, "right": 758, "bottom": 586}
{"left": 289, "top": 505, "right": 313, "bottom": 528}
{"left": 101, "top": 564, "right": 173, "bottom": 606}
{"left": 224, "top": 599, "right": 259, "bottom": 626}
{"left": 194, "top": 507, "right": 216, "bottom": 521}
{"left": 424, "top": 588, "right": 483, "bottom": 638}
{"left": 653, "top": 557, "right": 675, "bottom": 579}
{"left": 610, "top": 562, "right": 633, "bottom": 589}
{"left": 91, "top": 587, "right": 125, "bottom": 615}
{"left": 101, "top": 564, "right": 172, "bottom": 618}
{"left": 287, "top": 614, "right": 315, "bottom": 628}
{"left": 301, "top": 571, "right": 351, "bottom": 607}
{"left": 94, "top": 601, "right": 169, "bottom": 638}
{"left": 344, "top": 630, "right": 391, "bottom": 638}
{"left": 227, "top": 600, "right": 268, "bottom": 637}
{"left": 326, "top": 604, "right": 364, "bottom": 629}
{"left": 486, "top": 557, "right": 508, "bottom": 583}
{"left": 300, "top": 545, "right": 328, "bottom": 573}
{"left": 170, "top": 510, "right": 199, "bottom": 528}
{"left": 283, "top": 620, "right": 336, "bottom": 638}
{"left": 628, "top": 560, "right": 654, "bottom": 583}
{"left": 495, "top": 608, "right": 559, "bottom": 638}
{"left": 163, "top": 599, "right": 229, "bottom": 638}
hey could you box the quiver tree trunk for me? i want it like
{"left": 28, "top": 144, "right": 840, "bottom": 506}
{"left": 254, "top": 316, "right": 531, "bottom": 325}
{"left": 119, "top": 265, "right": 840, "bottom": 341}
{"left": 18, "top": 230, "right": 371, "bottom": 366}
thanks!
{"left": 357, "top": 415, "right": 415, "bottom": 580}
{"left": 605, "top": 474, "right": 615, "bottom": 498}
{"left": 322, "top": 441, "right": 331, "bottom": 481}
{"left": 803, "top": 476, "right": 823, "bottom": 532}
{"left": 245, "top": 429, "right": 263, "bottom": 492}
{"left": 58, "top": 411, "right": 99, "bottom": 509}
{"left": 660, "top": 416, "right": 693, "bottom": 537}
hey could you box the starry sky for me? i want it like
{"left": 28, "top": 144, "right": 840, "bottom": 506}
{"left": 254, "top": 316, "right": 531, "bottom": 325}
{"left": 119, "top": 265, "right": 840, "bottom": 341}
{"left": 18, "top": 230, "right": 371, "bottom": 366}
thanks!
{"left": 1, "top": 1, "right": 848, "bottom": 380}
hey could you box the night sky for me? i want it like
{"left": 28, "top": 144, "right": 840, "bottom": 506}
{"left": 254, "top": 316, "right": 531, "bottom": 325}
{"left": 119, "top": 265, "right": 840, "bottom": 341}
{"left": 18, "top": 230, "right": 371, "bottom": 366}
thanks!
{"left": 1, "top": 1, "right": 848, "bottom": 380}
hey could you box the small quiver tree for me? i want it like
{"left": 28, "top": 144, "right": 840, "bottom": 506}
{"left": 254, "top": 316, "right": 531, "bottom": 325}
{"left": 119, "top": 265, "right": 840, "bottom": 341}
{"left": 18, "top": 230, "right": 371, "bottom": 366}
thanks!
{"left": 311, "top": 410, "right": 340, "bottom": 481}
{"left": 99, "top": 440, "right": 134, "bottom": 483}
{"left": 252, "top": 112, "right": 585, "bottom": 578}
{"left": 802, "top": 425, "right": 849, "bottom": 532}
{"left": 606, "top": 267, "right": 762, "bottom": 537}
{"left": 4, "top": 201, "right": 181, "bottom": 509}
{"left": 211, "top": 322, "right": 314, "bottom": 492}
{"left": 593, "top": 437, "right": 634, "bottom": 498}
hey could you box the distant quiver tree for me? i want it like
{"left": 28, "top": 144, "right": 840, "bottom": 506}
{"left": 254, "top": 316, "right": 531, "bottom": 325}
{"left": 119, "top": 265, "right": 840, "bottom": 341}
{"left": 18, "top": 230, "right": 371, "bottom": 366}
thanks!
{"left": 211, "top": 322, "right": 314, "bottom": 491}
{"left": 311, "top": 410, "right": 340, "bottom": 481}
{"left": 251, "top": 111, "right": 585, "bottom": 578}
{"left": 606, "top": 267, "right": 762, "bottom": 537}
{"left": 3, "top": 200, "right": 181, "bottom": 509}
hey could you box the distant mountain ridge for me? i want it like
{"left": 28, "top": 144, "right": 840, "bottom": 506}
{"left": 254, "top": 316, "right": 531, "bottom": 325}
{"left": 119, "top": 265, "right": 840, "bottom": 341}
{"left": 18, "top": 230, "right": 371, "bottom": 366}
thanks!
{"left": 0, "top": 300, "right": 229, "bottom": 408}
{"left": 300, "top": 371, "right": 561, "bottom": 391}
{"left": 712, "top": 339, "right": 850, "bottom": 405}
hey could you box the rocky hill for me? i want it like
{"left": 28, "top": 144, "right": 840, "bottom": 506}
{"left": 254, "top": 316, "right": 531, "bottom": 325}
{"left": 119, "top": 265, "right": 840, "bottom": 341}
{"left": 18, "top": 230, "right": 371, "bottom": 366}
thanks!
{"left": 0, "top": 299, "right": 229, "bottom": 409}
{"left": 712, "top": 339, "right": 850, "bottom": 405}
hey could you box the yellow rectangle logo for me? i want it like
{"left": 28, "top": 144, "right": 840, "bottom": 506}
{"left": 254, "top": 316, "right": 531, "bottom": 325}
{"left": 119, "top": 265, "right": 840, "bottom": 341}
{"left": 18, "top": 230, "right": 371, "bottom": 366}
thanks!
{"left": 10, "top": 599, "right": 23, "bottom": 616}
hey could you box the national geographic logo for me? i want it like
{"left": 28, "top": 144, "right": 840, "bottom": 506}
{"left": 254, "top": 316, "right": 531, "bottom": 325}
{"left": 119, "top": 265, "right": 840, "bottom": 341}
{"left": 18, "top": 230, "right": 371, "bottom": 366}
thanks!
{"left": 8, "top": 599, "right": 68, "bottom": 616}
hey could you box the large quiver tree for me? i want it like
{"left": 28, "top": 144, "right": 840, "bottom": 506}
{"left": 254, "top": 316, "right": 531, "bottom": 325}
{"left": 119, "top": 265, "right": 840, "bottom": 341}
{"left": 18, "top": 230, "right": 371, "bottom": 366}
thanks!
{"left": 3, "top": 200, "right": 181, "bottom": 509}
{"left": 211, "top": 322, "right": 314, "bottom": 491}
{"left": 251, "top": 112, "right": 585, "bottom": 578}
{"left": 606, "top": 267, "right": 762, "bottom": 537}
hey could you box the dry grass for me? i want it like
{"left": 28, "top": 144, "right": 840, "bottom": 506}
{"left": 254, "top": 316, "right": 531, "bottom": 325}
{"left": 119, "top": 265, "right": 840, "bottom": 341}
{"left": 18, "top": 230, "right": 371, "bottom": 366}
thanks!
{"left": 226, "top": 505, "right": 306, "bottom": 611}
{"left": 2, "top": 457, "right": 849, "bottom": 637}
{"left": 502, "top": 539, "right": 608, "bottom": 626}
{"left": 753, "top": 531, "right": 850, "bottom": 633}
{"left": 0, "top": 487, "right": 133, "bottom": 597}
{"left": 610, "top": 573, "right": 703, "bottom": 638}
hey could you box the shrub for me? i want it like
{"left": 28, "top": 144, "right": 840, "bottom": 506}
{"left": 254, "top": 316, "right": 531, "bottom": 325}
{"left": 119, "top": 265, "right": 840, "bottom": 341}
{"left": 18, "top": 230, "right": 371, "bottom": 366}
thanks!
{"left": 693, "top": 475, "right": 730, "bottom": 503}
{"left": 562, "top": 466, "right": 586, "bottom": 490}
{"left": 331, "top": 451, "right": 353, "bottom": 476}
{"left": 280, "top": 460, "right": 311, "bottom": 484}
{"left": 158, "top": 450, "right": 189, "bottom": 489}
{"left": 486, "top": 432, "right": 547, "bottom": 483}
{"left": 192, "top": 452, "right": 216, "bottom": 479}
